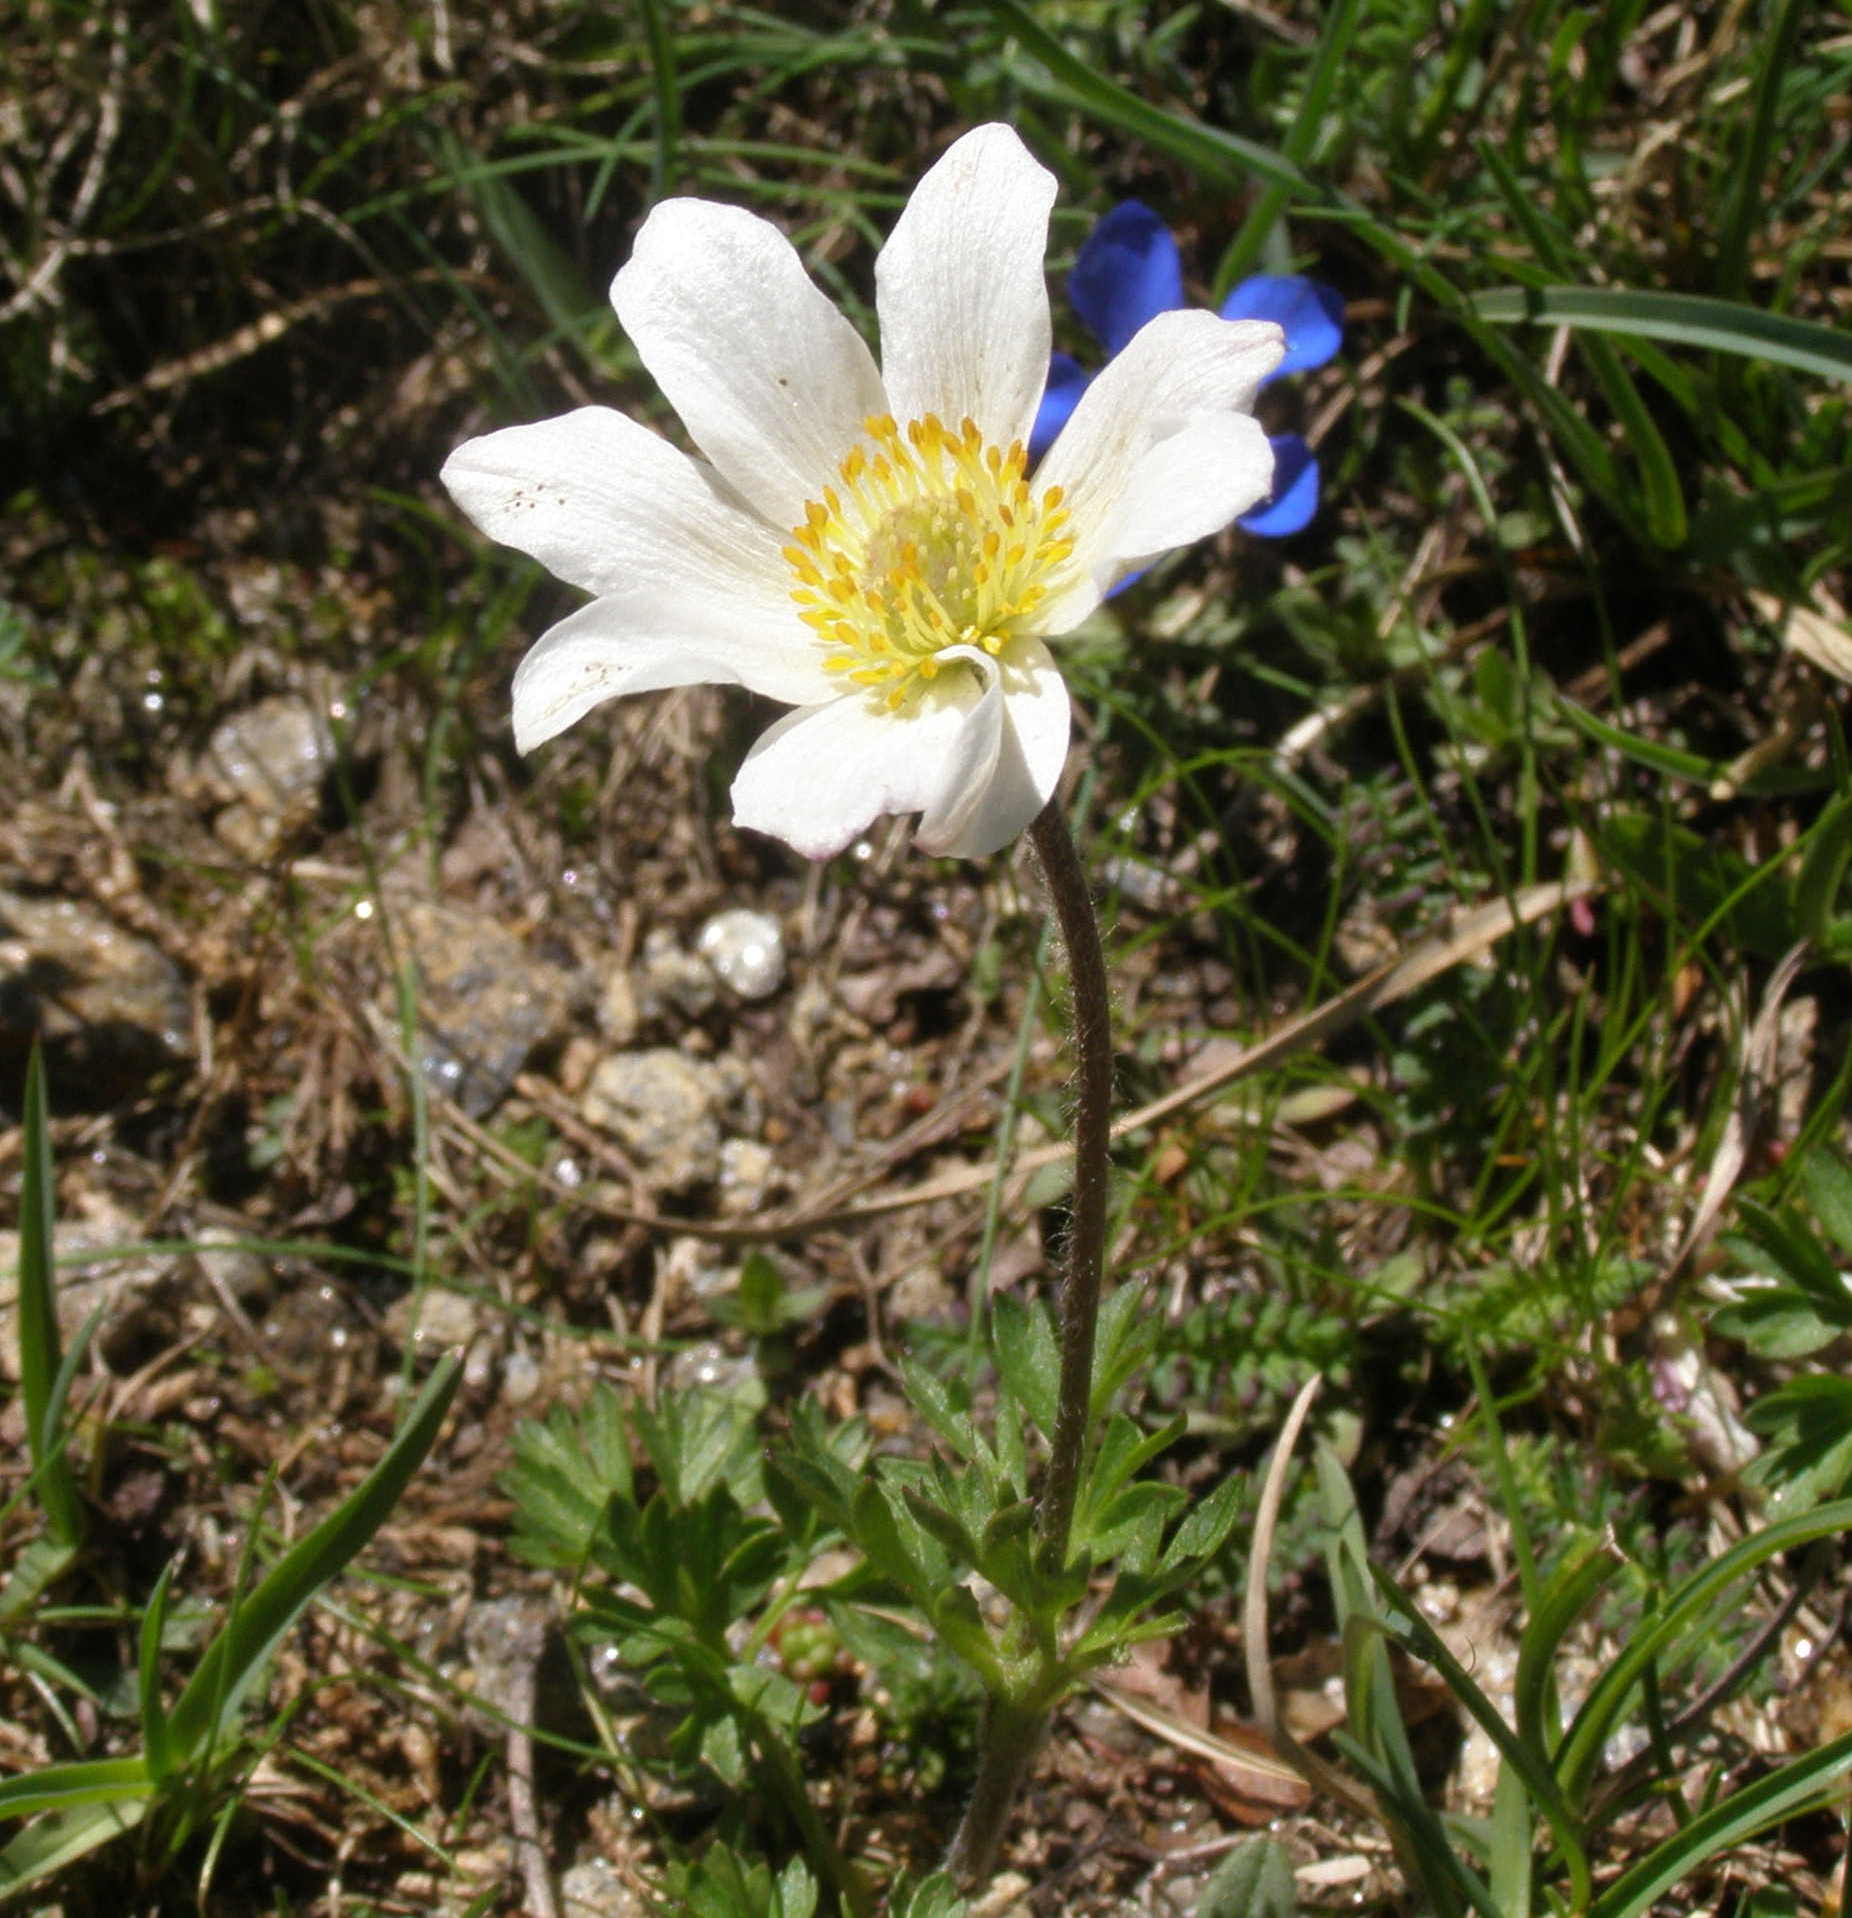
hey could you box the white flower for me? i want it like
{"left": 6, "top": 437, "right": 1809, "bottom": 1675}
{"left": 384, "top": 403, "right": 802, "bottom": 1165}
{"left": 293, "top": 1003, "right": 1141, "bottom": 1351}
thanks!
{"left": 441, "top": 124, "right": 1284, "bottom": 860}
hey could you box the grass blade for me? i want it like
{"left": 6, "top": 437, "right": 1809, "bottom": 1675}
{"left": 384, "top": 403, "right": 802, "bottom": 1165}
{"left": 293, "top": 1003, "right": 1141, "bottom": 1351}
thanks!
{"left": 1714, "top": 0, "right": 1807, "bottom": 303}
{"left": 1588, "top": 1726, "right": 1852, "bottom": 1918}
{"left": 140, "top": 1558, "right": 179, "bottom": 1782}
{"left": 1487, "top": 1757, "right": 1535, "bottom": 1916}
{"left": 1368, "top": 1563, "right": 1593, "bottom": 1912}
{"left": 0, "top": 1757, "right": 155, "bottom": 1821}
{"left": 1558, "top": 1497, "right": 1852, "bottom": 1804}
{"left": 1514, "top": 1537, "right": 1622, "bottom": 1759}
{"left": 1214, "top": 0, "right": 1367, "bottom": 292}
{"left": 0, "top": 1786, "right": 151, "bottom": 1896}
{"left": 638, "top": 0, "right": 683, "bottom": 199}
{"left": 1472, "top": 286, "right": 1852, "bottom": 385}
{"left": 164, "top": 1355, "right": 461, "bottom": 1761}
{"left": 1475, "top": 139, "right": 1686, "bottom": 545}
{"left": 14, "top": 1047, "right": 85, "bottom": 1551}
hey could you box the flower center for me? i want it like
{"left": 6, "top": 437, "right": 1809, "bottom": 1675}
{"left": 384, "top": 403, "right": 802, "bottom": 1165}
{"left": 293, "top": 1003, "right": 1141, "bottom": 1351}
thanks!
{"left": 782, "top": 413, "right": 1074, "bottom": 711}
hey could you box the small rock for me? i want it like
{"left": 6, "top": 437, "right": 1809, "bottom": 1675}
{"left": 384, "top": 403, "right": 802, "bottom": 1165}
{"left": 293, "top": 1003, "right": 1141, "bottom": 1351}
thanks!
{"left": 461, "top": 1594, "right": 549, "bottom": 1719}
{"left": 559, "top": 1857, "right": 648, "bottom": 1918}
{"left": 501, "top": 1347, "right": 541, "bottom": 1406}
{"left": 396, "top": 901, "right": 572, "bottom": 1117}
{"left": 189, "top": 1230, "right": 272, "bottom": 1312}
{"left": 888, "top": 1263, "right": 958, "bottom": 1323}
{"left": 0, "top": 1204, "right": 179, "bottom": 1380}
{"left": 717, "top": 1137, "right": 778, "bottom": 1216}
{"left": 663, "top": 1338, "right": 762, "bottom": 1404}
{"left": 581, "top": 1048, "right": 752, "bottom": 1192}
{"left": 1101, "top": 850, "right": 1175, "bottom": 912}
{"left": 595, "top": 964, "right": 640, "bottom": 1046}
{"left": 384, "top": 1286, "right": 482, "bottom": 1353}
{"left": 636, "top": 926, "right": 718, "bottom": 1022}
{"left": 200, "top": 694, "right": 335, "bottom": 855}
{"left": 0, "top": 887, "right": 193, "bottom": 1092}
{"left": 697, "top": 908, "right": 786, "bottom": 999}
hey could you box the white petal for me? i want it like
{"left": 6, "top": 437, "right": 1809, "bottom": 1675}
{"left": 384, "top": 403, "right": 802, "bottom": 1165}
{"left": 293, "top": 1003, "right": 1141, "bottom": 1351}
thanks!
{"left": 730, "top": 687, "right": 981, "bottom": 860}
{"left": 441, "top": 406, "right": 790, "bottom": 607}
{"left": 1081, "top": 411, "right": 1275, "bottom": 601}
{"left": 875, "top": 124, "right": 1056, "bottom": 451}
{"left": 729, "top": 640, "right": 1071, "bottom": 861}
{"left": 512, "top": 586, "right": 832, "bottom": 753}
{"left": 918, "top": 638, "right": 1071, "bottom": 858}
{"left": 612, "top": 198, "right": 888, "bottom": 528}
{"left": 1035, "top": 309, "right": 1284, "bottom": 629}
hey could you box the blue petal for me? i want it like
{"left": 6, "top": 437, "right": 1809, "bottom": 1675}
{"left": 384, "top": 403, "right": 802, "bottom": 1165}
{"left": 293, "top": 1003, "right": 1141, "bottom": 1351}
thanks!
{"left": 1029, "top": 352, "right": 1091, "bottom": 463}
{"left": 1069, "top": 200, "right": 1186, "bottom": 357}
{"left": 1238, "top": 435, "right": 1320, "bottom": 537}
{"left": 1219, "top": 275, "right": 1345, "bottom": 380}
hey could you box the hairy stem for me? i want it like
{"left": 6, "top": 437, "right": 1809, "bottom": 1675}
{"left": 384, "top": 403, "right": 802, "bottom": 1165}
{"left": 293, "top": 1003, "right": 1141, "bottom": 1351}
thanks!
{"left": 943, "top": 1696, "right": 1047, "bottom": 1887}
{"left": 1027, "top": 794, "right": 1114, "bottom": 1563}
{"left": 947, "top": 797, "right": 1114, "bottom": 1887}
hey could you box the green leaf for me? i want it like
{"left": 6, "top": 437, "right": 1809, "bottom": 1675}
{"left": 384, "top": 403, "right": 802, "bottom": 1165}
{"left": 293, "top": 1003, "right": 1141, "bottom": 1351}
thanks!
{"left": 1793, "top": 793, "right": 1852, "bottom": 952}
{"left": 1713, "top": 0, "right": 1808, "bottom": 304}
{"left": 774, "top": 1855, "right": 820, "bottom": 1918}
{"left": 849, "top": 1479, "right": 933, "bottom": 1596}
{"left": 503, "top": 1383, "right": 634, "bottom": 1572}
{"left": 1557, "top": 696, "right": 1779, "bottom": 791}
{"left": 738, "top": 1249, "right": 782, "bottom": 1331}
{"left": 1215, "top": 0, "right": 1366, "bottom": 290}
{"left": 1486, "top": 1758, "right": 1534, "bottom": 1917}
{"left": 1476, "top": 141, "right": 1684, "bottom": 545}
{"left": 14, "top": 1047, "right": 85, "bottom": 1550}
{"left": 1472, "top": 285, "right": 1852, "bottom": 386}
{"left": 1076, "top": 1413, "right": 1184, "bottom": 1525}
{"left": 1085, "top": 1480, "right": 1186, "bottom": 1564}
{"left": 435, "top": 133, "right": 601, "bottom": 373}
{"left": 1596, "top": 810, "right": 1795, "bottom": 958}
{"left": 1558, "top": 1497, "right": 1852, "bottom": 1804}
{"left": 1717, "top": 1189, "right": 1852, "bottom": 1342}
{"left": 699, "top": 1710, "right": 747, "bottom": 1788}
{"left": 635, "top": 1386, "right": 762, "bottom": 1509}
{"left": 0, "top": 1788, "right": 150, "bottom": 1896}
{"left": 991, "top": 1294, "right": 1059, "bottom": 1439}
{"left": 1159, "top": 1469, "right": 1246, "bottom": 1575}
{"left": 901, "top": 1484, "right": 980, "bottom": 1570}
{"left": 1316, "top": 1449, "right": 1499, "bottom": 1918}
{"left": 165, "top": 1355, "right": 460, "bottom": 1761}
{"left": 927, "top": 1584, "right": 1004, "bottom": 1690}
{"left": 1713, "top": 1293, "right": 1843, "bottom": 1360}
{"left": 0, "top": 1756, "right": 155, "bottom": 1821}
{"left": 727, "top": 1662, "right": 824, "bottom": 1740}
{"left": 1514, "top": 1537, "right": 1622, "bottom": 1756}
{"left": 1588, "top": 1726, "right": 1852, "bottom": 1918}
{"left": 0, "top": 1534, "right": 80, "bottom": 1622}
{"left": 139, "top": 1558, "right": 178, "bottom": 1782}
{"left": 1193, "top": 1834, "right": 1299, "bottom": 1917}
{"left": 889, "top": 1871, "right": 969, "bottom": 1918}
{"left": 1743, "top": 1376, "right": 1852, "bottom": 1511}
{"left": 1371, "top": 1565, "right": 1590, "bottom": 1908}
{"left": 1799, "top": 1152, "right": 1852, "bottom": 1259}
{"left": 977, "top": 1495, "right": 1037, "bottom": 1565}
{"left": 1089, "top": 1282, "right": 1160, "bottom": 1416}
{"left": 901, "top": 1358, "right": 978, "bottom": 1461}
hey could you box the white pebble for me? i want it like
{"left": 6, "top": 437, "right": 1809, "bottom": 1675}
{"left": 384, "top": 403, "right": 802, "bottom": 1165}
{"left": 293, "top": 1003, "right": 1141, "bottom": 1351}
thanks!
{"left": 697, "top": 908, "right": 786, "bottom": 1000}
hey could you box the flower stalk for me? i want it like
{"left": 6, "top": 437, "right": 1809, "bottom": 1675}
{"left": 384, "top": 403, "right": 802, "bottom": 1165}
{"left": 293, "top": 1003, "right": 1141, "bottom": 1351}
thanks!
{"left": 1026, "top": 795, "right": 1114, "bottom": 1564}
{"left": 947, "top": 793, "right": 1115, "bottom": 1886}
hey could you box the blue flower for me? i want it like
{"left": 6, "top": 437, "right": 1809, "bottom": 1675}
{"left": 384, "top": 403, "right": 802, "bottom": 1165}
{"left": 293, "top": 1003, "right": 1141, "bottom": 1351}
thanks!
{"left": 1030, "top": 200, "right": 1343, "bottom": 539}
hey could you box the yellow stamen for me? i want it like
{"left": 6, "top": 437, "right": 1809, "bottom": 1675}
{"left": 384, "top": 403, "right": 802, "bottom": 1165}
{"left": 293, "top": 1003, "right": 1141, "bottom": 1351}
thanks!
{"left": 783, "top": 415, "right": 1075, "bottom": 710}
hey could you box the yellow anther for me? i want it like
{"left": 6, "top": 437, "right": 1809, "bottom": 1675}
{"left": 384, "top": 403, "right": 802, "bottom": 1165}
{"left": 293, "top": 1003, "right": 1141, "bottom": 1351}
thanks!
{"left": 783, "top": 411, "right": 1077, "bottom": 711}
